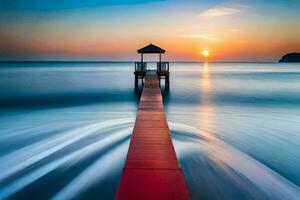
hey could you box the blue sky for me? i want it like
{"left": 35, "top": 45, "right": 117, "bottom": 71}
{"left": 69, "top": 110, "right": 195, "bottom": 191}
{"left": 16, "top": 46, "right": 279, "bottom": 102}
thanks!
{"left": 0, "top": 0, "right": 299, "bottom": 61}
{"left": 0, "top": 0, "right": 166, "bottom": 10}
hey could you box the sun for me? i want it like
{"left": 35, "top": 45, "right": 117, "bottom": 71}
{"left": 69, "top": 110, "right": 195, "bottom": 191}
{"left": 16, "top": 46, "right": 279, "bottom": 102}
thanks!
{"left": 202, "top": 50, "right": 210, "bottom": 57}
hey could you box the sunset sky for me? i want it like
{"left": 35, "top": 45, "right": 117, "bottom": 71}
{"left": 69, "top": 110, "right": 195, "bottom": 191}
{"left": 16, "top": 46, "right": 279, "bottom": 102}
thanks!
{"left": 0, "top": 0, "right": 300, "bottom": 61}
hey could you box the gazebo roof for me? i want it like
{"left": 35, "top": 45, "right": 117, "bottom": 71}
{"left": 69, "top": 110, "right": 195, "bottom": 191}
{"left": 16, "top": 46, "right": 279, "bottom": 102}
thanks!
{"left": 137, "top": 44, "right": 166, "bottom": 54}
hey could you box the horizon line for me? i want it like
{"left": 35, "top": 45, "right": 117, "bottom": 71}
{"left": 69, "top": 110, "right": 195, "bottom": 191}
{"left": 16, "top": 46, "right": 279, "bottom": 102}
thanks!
{"left": 0, "top": 60, "right": 279, "bottom": 64}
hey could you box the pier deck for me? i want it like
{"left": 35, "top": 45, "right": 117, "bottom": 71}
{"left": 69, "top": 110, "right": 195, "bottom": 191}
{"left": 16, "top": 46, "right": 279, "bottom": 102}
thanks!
{"left": 116, "top": 71, "right": 190, "bottom": 200}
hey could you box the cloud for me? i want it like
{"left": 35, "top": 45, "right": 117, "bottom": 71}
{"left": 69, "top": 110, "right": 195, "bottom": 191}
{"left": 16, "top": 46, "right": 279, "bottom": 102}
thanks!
{"left": 182, "top": 34, "right": 222, "bottom": 42}
{"left": 199, "top": 3, "right": 249, "bottom": 18}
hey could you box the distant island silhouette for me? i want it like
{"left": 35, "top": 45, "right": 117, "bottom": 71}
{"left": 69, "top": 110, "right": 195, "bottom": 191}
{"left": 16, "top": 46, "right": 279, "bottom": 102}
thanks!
{"left": 279, "top": 53, "right": 300, "bottom": 62}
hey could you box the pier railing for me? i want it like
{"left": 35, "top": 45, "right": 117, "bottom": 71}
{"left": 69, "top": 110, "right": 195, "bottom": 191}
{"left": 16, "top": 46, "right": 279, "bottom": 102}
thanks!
{"left": 157, "top": 62, "right": 169, "bottom": 72}
{"left": 134, "top": 62, "right": 169, "bottom": 88}
{"left": 135, "top": 62, "right": 169, "bottom": 72}
{"left": 135, "top": 62, "right": 147, "bottom": 72}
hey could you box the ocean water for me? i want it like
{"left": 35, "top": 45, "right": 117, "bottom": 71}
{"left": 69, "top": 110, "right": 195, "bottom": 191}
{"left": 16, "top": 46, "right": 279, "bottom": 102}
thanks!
{"left": 0, "top": 62, "right": 300, "bottom": 200}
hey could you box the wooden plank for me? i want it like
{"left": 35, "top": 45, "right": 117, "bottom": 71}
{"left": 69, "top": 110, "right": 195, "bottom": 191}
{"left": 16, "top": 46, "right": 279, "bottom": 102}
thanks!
{"left": 116, "top": 71, "right": 190, "bottom": 200}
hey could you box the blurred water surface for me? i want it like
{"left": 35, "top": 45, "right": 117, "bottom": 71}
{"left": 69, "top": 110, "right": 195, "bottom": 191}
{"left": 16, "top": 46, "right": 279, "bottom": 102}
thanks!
{"left": 0, "top": 62, "right": 300, "bottom": 199}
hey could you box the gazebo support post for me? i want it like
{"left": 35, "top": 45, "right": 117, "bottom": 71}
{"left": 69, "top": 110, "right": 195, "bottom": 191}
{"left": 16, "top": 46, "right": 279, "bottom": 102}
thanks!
{"left": 141, "top": 53, "right": 144, "bottom": 83}
{"left": 141, "top": 53, "right": 143, "bottom": 64}
{"left": 135, "top": 75, "right": 138, "bottom": 88}
{"left": 166, "top": 75, "right": 169, "bottom": 89}
{"left": 158, "top": 53, "right": 162, "bottom": 85}
{"left": 159, "top": 53, "right": 161, "bottom": 64}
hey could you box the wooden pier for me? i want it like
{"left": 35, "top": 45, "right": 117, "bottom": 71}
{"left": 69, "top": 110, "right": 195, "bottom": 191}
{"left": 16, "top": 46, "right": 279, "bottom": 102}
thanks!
{"left": 116, "top": 71, "right": 190, "bottom": 200}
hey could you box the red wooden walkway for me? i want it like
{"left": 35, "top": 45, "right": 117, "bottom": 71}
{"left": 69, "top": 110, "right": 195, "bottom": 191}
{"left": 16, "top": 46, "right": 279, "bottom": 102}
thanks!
{"left": 116, "top": 71, "right": 190, "bottom": 200}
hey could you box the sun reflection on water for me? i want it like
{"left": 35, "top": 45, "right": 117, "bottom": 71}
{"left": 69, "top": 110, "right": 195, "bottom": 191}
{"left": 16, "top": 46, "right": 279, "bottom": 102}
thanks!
{"left": 198, "top": 62, "right": 216, "bottom": 139}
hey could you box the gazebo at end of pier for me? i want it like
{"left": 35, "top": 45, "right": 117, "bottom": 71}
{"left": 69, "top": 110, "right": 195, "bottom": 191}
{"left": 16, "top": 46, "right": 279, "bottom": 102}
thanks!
{"left": 134, "top": 44, "right": 170, "bottom": 88}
